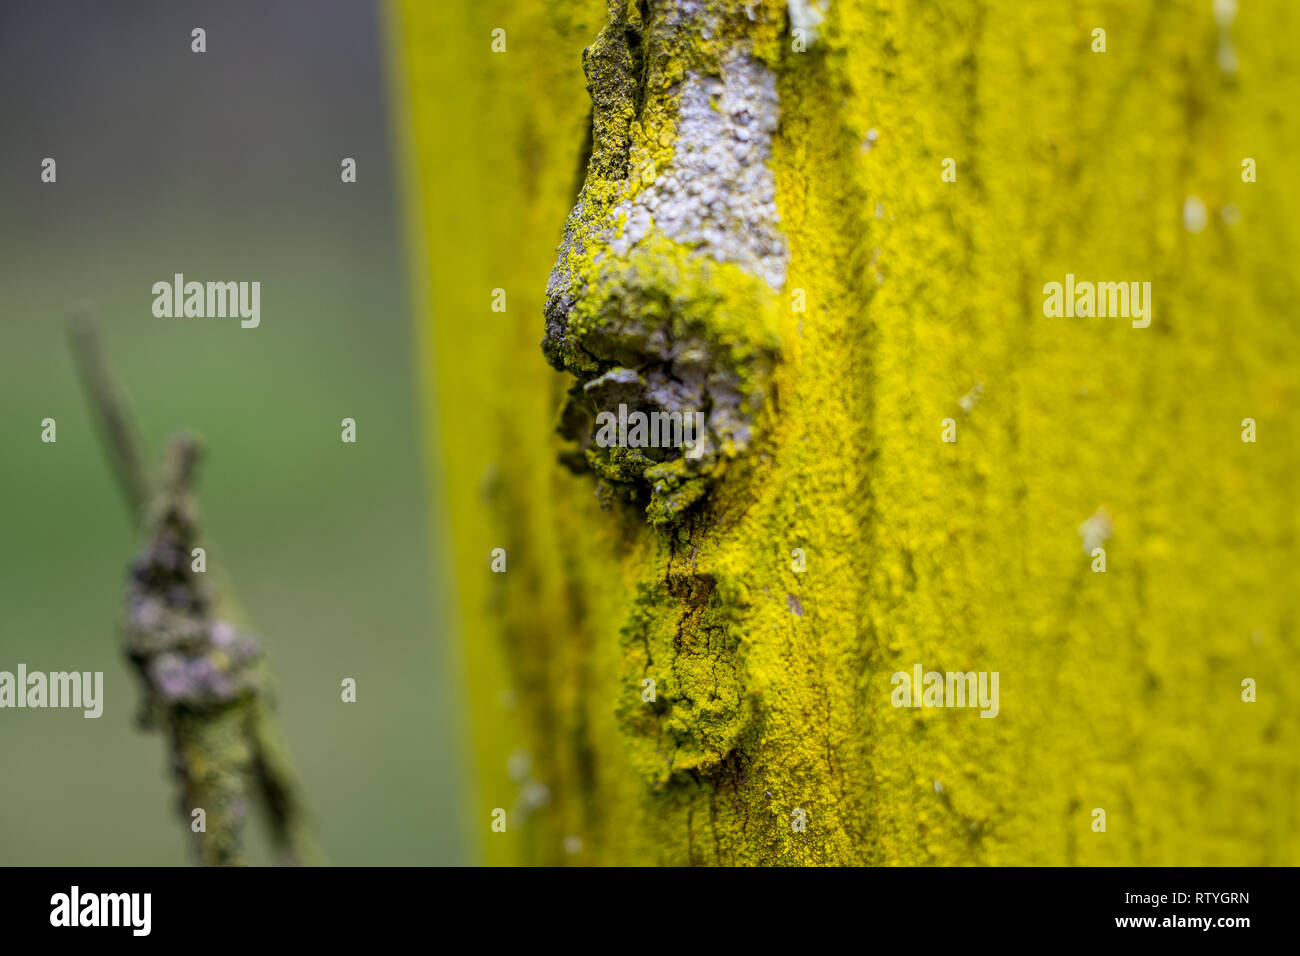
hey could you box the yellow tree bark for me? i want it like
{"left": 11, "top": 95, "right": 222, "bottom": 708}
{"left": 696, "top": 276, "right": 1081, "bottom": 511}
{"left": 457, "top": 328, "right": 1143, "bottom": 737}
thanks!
{"left": 389, "top": 0, "right": 1299, "bottom": 865}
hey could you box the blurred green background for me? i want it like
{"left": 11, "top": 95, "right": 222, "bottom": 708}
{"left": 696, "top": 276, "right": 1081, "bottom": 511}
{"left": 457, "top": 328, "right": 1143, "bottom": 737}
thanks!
{"left": 0, "top": 0, "right": 466, "bottom": 864}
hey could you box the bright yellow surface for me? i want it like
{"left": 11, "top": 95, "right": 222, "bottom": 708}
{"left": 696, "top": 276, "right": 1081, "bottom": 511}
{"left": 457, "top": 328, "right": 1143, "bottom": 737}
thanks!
{"left": 390, "top": 0, "right": 1299, "bottom": 865}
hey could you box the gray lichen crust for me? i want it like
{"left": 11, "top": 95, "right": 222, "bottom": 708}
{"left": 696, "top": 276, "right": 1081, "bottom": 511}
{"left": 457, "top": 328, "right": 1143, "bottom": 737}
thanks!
{"left": 126, "top": 533, "right": 264, "bottom": 712}
{"left": 606, "top": 52, "right": 787, "bottom": 291}
{"left": 124, "top": 438, "right": 265, "bottom": 717}
{"left": 543, "top": 1, "right": 788, "bottom": 529}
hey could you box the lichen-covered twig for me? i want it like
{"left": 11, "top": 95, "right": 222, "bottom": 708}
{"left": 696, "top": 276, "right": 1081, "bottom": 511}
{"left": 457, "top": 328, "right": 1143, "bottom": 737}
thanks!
{"left": 69, "top": 309, "right": 322, "bottom": 866}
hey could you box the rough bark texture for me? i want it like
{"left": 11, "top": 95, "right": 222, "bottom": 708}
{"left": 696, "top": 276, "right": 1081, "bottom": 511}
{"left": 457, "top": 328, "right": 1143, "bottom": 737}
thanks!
{"left": 390, "top": 0, "right": 1299, "bottom": 865}
{"left": 71, "top": 315, "right": 320, "bottom": 867}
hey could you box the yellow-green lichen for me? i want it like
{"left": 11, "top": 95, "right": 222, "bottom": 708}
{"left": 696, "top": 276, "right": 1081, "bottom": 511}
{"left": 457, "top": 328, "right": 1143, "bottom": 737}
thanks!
{"left": 392, "top": 0, "right": 1300, "bottom": 867}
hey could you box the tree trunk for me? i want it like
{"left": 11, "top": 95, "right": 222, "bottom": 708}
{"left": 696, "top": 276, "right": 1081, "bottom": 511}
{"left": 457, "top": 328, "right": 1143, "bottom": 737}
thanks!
{"left": 389, "top": 0, "right": 1299, "bottom": 865}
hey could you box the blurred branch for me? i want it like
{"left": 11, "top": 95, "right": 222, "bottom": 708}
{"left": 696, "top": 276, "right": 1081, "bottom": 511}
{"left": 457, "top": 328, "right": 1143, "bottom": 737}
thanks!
{"left": 68, "top": 307, "right": 323, "bottom": 866}
{"left": 67, "top": 306, "right": 148, "bottom": 521}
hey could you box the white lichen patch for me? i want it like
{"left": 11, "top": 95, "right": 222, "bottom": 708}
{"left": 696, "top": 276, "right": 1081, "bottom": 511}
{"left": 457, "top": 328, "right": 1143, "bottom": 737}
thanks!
{"left": 1078, "top": 507, "right": 1114, "bottom": 554}
{"left": 1183, "top": 195, "right": 1208, "bottom": 234}
{"left": 958, "top": 382, "right": 984, "bottom": 414}
{"left": 605, "top": 52, "right": 788, "bottom": 291}
{"left": 788, "top": 0, "right": 830, "bottom": 43}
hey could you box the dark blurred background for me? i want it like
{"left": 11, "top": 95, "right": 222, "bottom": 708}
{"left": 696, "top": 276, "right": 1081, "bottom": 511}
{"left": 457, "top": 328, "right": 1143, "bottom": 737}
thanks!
{"left": 0, "top": 0, "right": 466, "bottom": 864}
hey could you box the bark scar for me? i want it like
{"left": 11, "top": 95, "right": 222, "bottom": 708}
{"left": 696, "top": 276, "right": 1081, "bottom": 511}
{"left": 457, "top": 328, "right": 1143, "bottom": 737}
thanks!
{"left": 543, "top": 2, "right": 787, "bottom": 529}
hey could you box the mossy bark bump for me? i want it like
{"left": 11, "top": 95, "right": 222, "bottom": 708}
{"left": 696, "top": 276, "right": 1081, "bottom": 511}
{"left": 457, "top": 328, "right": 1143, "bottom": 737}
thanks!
{"left": 390, "top": 0, "right": 1300, "bottom": 865}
